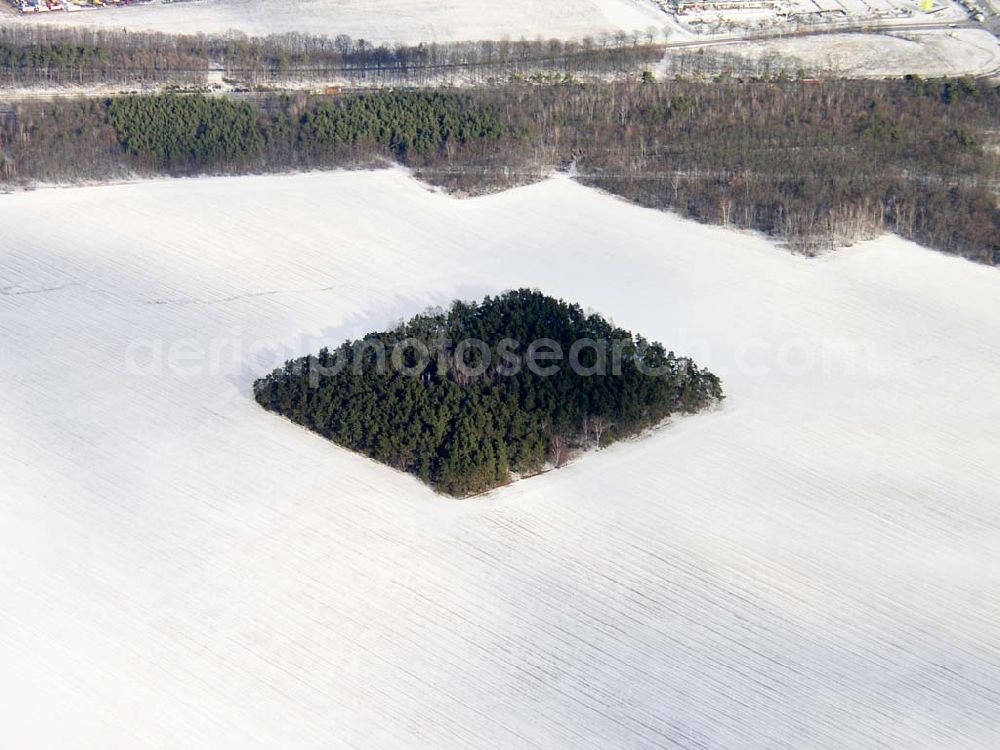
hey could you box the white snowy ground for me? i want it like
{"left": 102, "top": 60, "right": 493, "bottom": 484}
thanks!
{"left": 724, "top": 29, "right": 1000, "bottom": 78}
{"left": 0, "top": 0, "right": 675, "bottom": 43}
{"left": 1, "top": 170, "right": 998, "bottom": 749}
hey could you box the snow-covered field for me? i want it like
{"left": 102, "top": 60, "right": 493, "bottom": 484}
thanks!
{"left": 724, "top": 29, "right": 1000, "bottom": 77}
{"left": 0, "top": 0, "right": 675, "bottom": 42}
{"left": 1, "top": 170, "right": 998, "bottom": 749}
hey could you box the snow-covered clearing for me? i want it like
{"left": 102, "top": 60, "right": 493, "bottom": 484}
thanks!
{"left": 724, "top": 29, "right": 1000, "bottom": 77}
{"left": 0, "top": 0, "right": 675, "bottom": 43}
{"left": 1, "top": 169, "right": 998, "bottom": 749}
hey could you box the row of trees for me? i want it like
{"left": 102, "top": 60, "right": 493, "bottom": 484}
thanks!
{"left": 1, "top": 77, "right": 997, "bottom": 263}
{"left": 4, "top": 23, "right": 942, "bottom": 89}
{"left": 0, "top": 25, "right": 663, "bottom": 87}
{"left": 254, "top": 291, "right": 723, "bottom": 496}
{"left": 0, "top": 25, "right": 207, "bottom": 85}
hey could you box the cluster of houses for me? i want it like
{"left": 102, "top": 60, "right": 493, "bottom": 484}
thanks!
{"left": 675, "top": 0, "right": 783, "bottom": 15}
{"left": 12, "top": 0, "right": 147, "bottom": 13}
{"left": 956, "top": 0, "right": 987, "bottom": 22}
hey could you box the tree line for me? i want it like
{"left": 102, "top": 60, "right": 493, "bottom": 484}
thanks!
{"left": 254, "top": 290, "right": 723, "bottom": 497}
{"left": 0, "top": 25, "right": 663, "bottom": 87}
{"left": 0, "top": 22, "right": 924, "bottom": 89}
{"left": 555, "top": 75, "right": 1000, "bottom": 262}
{"left": 1, "top": 77, "right": 997, "bottom": 264}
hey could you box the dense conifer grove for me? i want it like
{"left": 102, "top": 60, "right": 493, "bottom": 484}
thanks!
{"left": 253, "top": 291, "right": 723, "bottom": 496}
{"left": 102, "top": 91, "right": 502, "bottom": 170}
{"left": 106, "top": 95, "right": 265, "bottom": 170}
{"left": 1, "top": 77, "right": 997, "bottom": 263}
